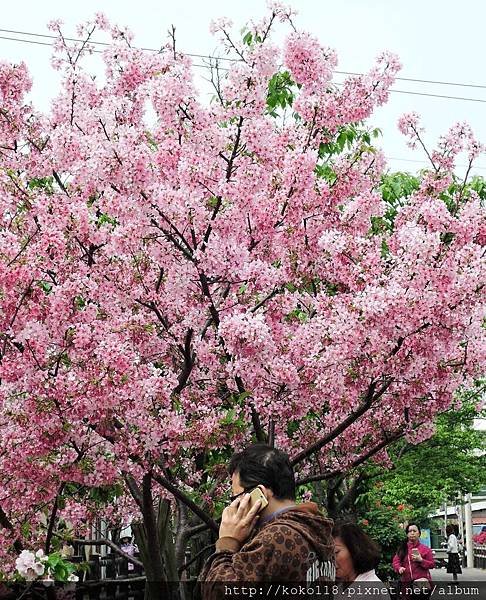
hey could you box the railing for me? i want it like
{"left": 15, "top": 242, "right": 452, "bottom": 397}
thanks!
{"left": 71, "top": 551, "right": 148, "bottom": 599}
{"left": 431, "top": 547, "right": 448, "bottom": 568}
{"left": 474, "top": 545, "right": 486, "bottom": 569}
{"left": 79, "top": 552, "right": 144, "bottom": 580}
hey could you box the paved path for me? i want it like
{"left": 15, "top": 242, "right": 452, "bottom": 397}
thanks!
{"left": 431, "top": 567, "right": 486, "bottom": 580}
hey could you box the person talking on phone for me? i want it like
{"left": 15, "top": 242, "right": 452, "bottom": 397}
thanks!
{"left": 200, "top": 444, "right": 335, "bottom": 596}
{"left": 392, "top": 523, "right": 434, "bottom": 598}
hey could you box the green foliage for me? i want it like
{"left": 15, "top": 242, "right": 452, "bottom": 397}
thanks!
{"left": 313, "top": 123, "right": 381, "bottom": 187}
{"left": 219, "top": 406, "right": 246, "bottom": 430}
{"left": 469, "top": 175, "right": 486, "bottom": 200}
{"left": 266, "top": 71, "right": 296, "bottom": 117}
{"left": 318, "top": 124, "right": 381, "bottom": 158}
{"left": 438, "top": 175, "right": 486, "bottom": 215}
{"left": 28, "top": 176, "right": 54, "bottom": 195}
{"left": 372, "top": 172, "right": 420, "bottom": 235}
{"left": 376, "top": 171, "right": 486, "bottom": 230}
{"left": 44, "top": 552, "right": 77, "bottom": 581}
{"left": 333, "top": 387, "right": 485, "bottom": 579}
{"left": 375, "top": 393, "right": 486, "bottom": 511}
{"left": 286, "top": 419, "right": 300, "bottom": 437}
{"left": 74, "top": 296, "right": 86, "bottom": 309}
{"left": 314, "top": 163, "right": 337, "bottom": 185}
{"left": 357, "top": 501, "right": 406, "bottom": 581}
{"left": 61, "top": 481, "right": 124, "bottom": 509}
{"left": 285, "top": 306, "right": 308, "bottom": 323}
{"left": 38, "top": 281, "right": 53, "bottom": 294}
{"left": 96, "top": 212, "right": 118, "bottom": 228}
{"left": 242, "top": 30, "right": 262, "bottom": 46}
{"left": 145, "top": 131, "right": 158, "bottom": 150}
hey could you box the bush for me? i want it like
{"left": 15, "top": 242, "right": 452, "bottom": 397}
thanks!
{"left": 359, "top": 502, "right": 406, "bottom": 581}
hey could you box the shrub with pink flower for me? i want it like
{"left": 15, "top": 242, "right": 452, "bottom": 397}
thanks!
{"left": 473, "top": 531, "right": 486, "bottom": 545}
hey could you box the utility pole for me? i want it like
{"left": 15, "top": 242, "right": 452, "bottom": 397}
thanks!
{"left": 464, "top": 492, "right": 474, "bottom": 568}
{"left": 457, "top": 497, "right": 465, "bottom": 566}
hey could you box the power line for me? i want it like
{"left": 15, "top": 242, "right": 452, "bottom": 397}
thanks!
{"left": 387, "top": 157, "right": 486, "bottom": 171}
{"left": 3, "top": 32, "right": 486, "bottom": 110}
{"left": 4, "top": 33, "right": 486, "bottom": 105}
{"left": 391, "top": 89, "right": 486, "bottom": 104}
{"left": 1, "top": 27, "right": 486, "bottom": 91}
{"left": 335, "top": 70, "right": 486, "bottom": 91}
{"left": 0, "top": 35, "right": 215, "bottom": 71}
{"left": 1, "top": 34, "right": 485, "bottom": 172}
{"left": 0, "top": 27, "right": 239, "bottom": 63}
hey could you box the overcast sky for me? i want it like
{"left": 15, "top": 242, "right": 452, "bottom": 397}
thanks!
{"left": 1, "top": 0, "right": 485, "bottom": 174}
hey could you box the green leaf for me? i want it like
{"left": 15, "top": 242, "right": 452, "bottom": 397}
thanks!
{"left": 315, "top": 164, "right": 337, "bottom": 185}
{"left": 97, "top": 212, "right": 118, "bottom": 228}
{"left": 74, "top": 296, "right": 86, "bottom": 309}
{"left": 266, "top": 71, "right": 296, "bottom": 116}
{"left": 38, "top": 281, "right": 53, "bottom": 294}
{"left": 47, "top": 553, "right": 61, "bottom": 567}
{"left": 27, "top": 176, "right": 54, "bottom": 194}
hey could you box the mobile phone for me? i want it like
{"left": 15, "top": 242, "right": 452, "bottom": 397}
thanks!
{"left": 248, "top": 487, "right": 268, "bottom": 512}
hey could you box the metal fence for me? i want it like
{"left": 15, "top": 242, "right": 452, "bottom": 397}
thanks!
{"left": 474, "top": 545, "right": 486, "bottom": 569}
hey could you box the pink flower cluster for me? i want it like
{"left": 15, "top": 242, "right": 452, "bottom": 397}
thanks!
{"left": 284, "top": 31, "right": 337, "bottom": 93}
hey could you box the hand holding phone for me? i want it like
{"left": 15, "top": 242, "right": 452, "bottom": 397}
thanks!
{"left": 219, "top": 487, "right": 267, "bottom": 543}
{"left": 248, "top": 487, "right": 268, "bottom": 512}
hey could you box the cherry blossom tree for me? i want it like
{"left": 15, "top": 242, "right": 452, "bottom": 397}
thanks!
{"left": 0, "top": 3, "right": 484, "bottom": 592}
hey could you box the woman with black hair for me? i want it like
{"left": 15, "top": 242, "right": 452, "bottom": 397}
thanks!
{"left": 392, "top": 523, "right": 434, "bottom": 598}
{"left": 333, "top": 522, "right": 390, "bottom": 599}
{"left": 446, "top": 524, "right": 462, "bottom": 581}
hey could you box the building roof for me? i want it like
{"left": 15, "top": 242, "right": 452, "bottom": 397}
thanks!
{"left": 430, "top": 500, "right": 486, "bottom": 517}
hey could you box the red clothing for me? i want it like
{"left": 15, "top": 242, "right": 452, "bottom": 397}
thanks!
{"left": 392, "top": 541, "right": 435, "bottom": 582}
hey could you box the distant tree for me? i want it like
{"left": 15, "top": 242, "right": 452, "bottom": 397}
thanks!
{"left": 371, "top": 385, "right": 486, "bottom": 512}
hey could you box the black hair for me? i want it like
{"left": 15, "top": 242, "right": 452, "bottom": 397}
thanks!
{"left": 332, "top": 522, "right": 381, "bottom": 574}
{"left": 228, "top": 443, "right": 296, "bottom": 500}
{"left": 446, "top": 525, "right": 456, "bottom": 536}
{"left": 397, "top": 523, "right": 422, "bottom": 560}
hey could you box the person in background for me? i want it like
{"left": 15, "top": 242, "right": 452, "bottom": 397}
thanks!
{"left": 392, "top": 523, "right": 434, "bottom": 598}
{"left": 333, "top": 522, "right": 390, "bottom": 600}
{"left": 119, "top": 535, "right": 138, "bottom": 573}
{"left": 446, "top": 524, "right": 462, "bottom": 581}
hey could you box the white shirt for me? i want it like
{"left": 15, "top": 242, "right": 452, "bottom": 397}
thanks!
{"left": 355, "top": 569, "right": 384, "bottom": 582}
{"left": 335, "top": 570, "right": 391, "bottom": 600}
{"left": 447, "top": 533, "right": 458, "bottom": 553}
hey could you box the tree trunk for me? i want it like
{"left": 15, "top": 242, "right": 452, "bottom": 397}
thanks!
{"left": 132, "top": 478, "right": 177, "bottom": 600}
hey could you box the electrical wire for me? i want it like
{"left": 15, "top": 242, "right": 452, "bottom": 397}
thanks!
{"left": 1, "top": 31, "right": 485, "bottom": 170}
{"left": 0, "top": 35, "right": 219, "bottom": 71}
{"left": 4, "top": 33, "right": 486, "bottom": 104}
{"left": 1, "top": 27, "right": 486, "bottom": 90}
{"left": 387, "top": 157, "right": 486, "bottom": 171}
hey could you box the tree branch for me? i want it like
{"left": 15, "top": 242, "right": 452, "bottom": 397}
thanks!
{"left": 291, "top": 379, "right": 394, "bottom": 466}
{"left": 152, "top": 471, "right": 218, "bottom": 533}
{"left": 73, "top": 538, "right": 143, "bottom": 568}
{"left": 123, "top": 473, "right": 144, "bottom": 512}
{"left": 45, "top": 483, "right": 66, "bottom": 553}
{"left": 251, "top": 287, "right": 282, "bottom": 313}
{"left": 0, "top": 505, "right": 23, "bottom": 552}
{"left": 52, "top": 170, "right": 69, "bottom": 196}
{"left": 296, "top": 429, "right": 404, "bottom": 485}
{"left": 172, "top": 328, "right": 195, "bottom": 395}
